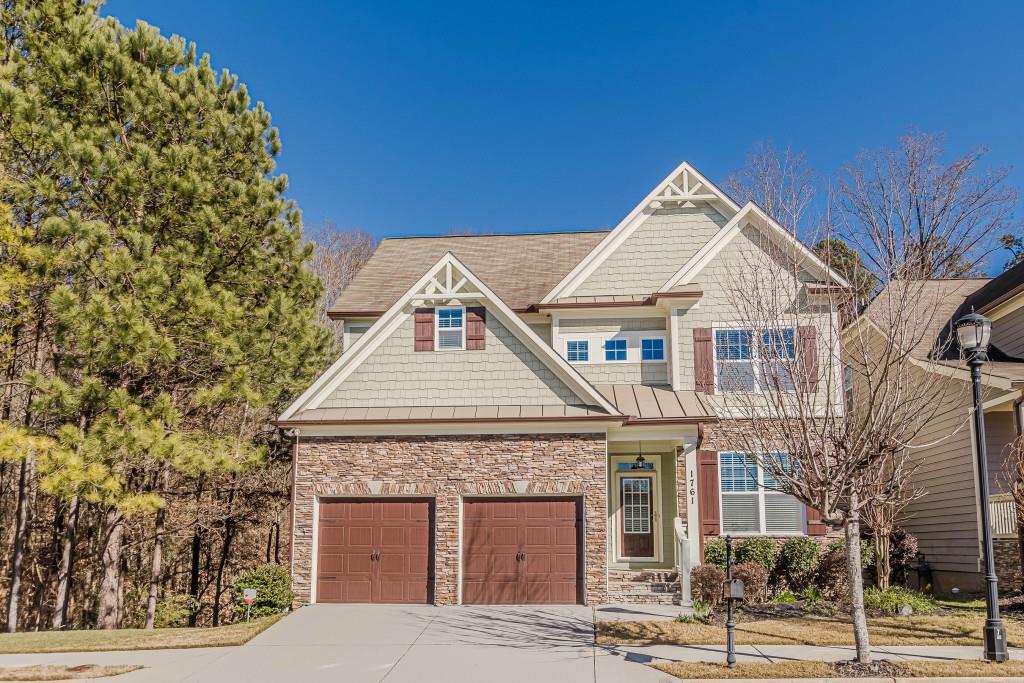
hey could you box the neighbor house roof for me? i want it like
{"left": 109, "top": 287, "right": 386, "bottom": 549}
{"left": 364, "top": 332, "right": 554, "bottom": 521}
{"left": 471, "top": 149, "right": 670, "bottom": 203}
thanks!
{"left": 962, "top": 259, "right": 1024, "bottom": 316}
{"left": 328, "top": 231, "right": 609, "bottom": 316}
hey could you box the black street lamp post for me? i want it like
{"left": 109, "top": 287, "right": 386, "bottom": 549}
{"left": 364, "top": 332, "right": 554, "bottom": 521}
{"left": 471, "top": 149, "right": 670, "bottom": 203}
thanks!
{"left": 954, "top": 311, "right": 1009, "bottom": 662}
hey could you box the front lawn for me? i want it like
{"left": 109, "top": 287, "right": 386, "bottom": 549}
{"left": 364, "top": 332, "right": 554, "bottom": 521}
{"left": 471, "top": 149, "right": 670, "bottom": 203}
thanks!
{"left": 598, "top": 613, "right": 1024, "bottom": 647}
{"left": 0, "top": 664, "right": 141, "bottom": 681}
{"left": 0, "top": 615, "right": 283, "bottom": 654}
{"left": 653, "top": 660, "right": 1024, "bottom": 680}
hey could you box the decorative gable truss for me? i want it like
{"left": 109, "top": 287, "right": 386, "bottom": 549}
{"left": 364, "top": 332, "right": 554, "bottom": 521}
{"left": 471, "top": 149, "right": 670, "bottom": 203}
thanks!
{"left": 542, "top": 162, "right": 740, "bottom": 303}
{"left": 278, "top": 252, "right": 622, "bottom": 421}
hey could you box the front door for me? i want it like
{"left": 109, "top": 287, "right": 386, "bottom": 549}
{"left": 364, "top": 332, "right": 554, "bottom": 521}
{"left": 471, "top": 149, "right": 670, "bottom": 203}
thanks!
{"left": 620, "top": 476, "right": 654, "bottom": 558}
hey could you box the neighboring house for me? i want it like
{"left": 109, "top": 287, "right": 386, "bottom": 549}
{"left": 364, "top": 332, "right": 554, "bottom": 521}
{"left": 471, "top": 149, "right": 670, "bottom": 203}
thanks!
{"left": 278, "top": 162, "right": 848, "bottom": 606}
{"left": 855, "top": 265, "right": 1024, "bottom": 592}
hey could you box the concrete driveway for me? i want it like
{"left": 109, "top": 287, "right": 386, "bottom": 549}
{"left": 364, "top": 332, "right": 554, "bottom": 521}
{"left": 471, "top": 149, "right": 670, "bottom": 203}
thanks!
{"left": 8, "top": 605, "right": 671, "bottom": 682}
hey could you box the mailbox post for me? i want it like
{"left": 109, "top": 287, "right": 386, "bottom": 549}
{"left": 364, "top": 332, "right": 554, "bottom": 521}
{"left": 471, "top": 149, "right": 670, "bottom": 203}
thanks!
{"left": 723, "top": 535, "right": 744, "bottom": 668}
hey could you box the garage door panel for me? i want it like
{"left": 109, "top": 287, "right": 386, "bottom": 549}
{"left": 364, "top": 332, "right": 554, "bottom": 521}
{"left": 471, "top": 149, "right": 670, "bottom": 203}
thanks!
{"left": 490, "top": 525, "right": 518, "bottom": 546}
{"left": 526, "top": 526, "right": 552, "bottom": 545}
{"left": 380, "top": 526, "right": 406, "bottom": 546}
{"left": 348, "top": 526, "right": 373, "bottom": 546}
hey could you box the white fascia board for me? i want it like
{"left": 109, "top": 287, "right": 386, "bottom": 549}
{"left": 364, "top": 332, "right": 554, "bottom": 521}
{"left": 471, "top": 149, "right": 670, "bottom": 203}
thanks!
{"left": 294, "top": 421, "right": 614, "bottom": 438}
{"left": 540, "top": 162, "right": 740, "bottom": 304}
{"left": 658, "top": 202, "right": 851, "bottom": 292}
{"left": 280, "top": 251, "right": 622, "bottom": 420}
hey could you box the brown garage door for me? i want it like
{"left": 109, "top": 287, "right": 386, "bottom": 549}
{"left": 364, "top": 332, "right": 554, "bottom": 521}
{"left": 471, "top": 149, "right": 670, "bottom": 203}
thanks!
{"left": 317, "top": 500, "right": 432, "bottom": 604}
{"left": 462, "top": 498, "right": 581, "bottom": 605}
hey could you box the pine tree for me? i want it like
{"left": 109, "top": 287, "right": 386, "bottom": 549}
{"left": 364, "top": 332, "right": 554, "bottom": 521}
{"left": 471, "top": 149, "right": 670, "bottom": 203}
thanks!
{"left": 1, "top": 1, "right": 331, "bottom": 628}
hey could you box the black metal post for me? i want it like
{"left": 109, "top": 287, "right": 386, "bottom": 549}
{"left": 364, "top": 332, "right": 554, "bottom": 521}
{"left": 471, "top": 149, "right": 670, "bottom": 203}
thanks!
{"left": 969, "top": 356, "right": 1009, "bottom": 662}
{"left": 725, "top": 535, "right": 736, "bottom": 668}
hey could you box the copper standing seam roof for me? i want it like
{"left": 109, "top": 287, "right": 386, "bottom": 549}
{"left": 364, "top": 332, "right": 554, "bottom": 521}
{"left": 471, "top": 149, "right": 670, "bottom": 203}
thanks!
{"left": 328, "top": 231, "right": 610, "bottom": 316}
{"left": 594, "top": 384, "right": 716, "bottom": 423}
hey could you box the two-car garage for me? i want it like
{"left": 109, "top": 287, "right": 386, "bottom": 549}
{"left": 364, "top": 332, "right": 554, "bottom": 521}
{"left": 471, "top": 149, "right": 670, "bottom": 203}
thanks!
{"left": 314, "top": 497, "right": 583, "bottom": 605}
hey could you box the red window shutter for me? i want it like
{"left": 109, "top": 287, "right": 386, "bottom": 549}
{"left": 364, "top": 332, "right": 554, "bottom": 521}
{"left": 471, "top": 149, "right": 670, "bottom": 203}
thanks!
{"left": 694, "top": 328, "right": 714, "bottom": 394}
{"left": 806, "top": 506, "right": 827, "bottom": 536}
{"left": 798, "top": 326, "right": 819, "bottom": 392}
{"left": 414, "top": 308, "right": 434, "bottom": 352}
{"left": 466, "top": 307, "right": 486, "bottom": 350}
{"left": 697, "top": 450, "right": 721, "bottom": 542}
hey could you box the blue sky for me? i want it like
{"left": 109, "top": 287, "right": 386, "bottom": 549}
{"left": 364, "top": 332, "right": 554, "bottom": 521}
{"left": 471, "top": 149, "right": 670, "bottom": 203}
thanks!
{"left": 103, "top": 1, "right": 1023, "bottom": 260}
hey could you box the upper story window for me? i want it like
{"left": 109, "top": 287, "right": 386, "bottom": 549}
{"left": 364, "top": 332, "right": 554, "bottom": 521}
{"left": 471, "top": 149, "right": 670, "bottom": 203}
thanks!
{"left": 604, "top": 338, "right": 627, "bottom": 361}
{"left": 715, "top": 328, "right": 795, "bottom": 393}
{"left": 566, "top": 340, "right": 589, "bottom": 362}
{"left": 843, "top": 365, "right": 854, "bottom": 409}
{"left": 436, "top": 306, "right": 465, "bottom": 350}
{"left": 641, "top": 338, "right": 665, "bottom": 361}
{"left": 719, "top": 451, "right": 804, "bottom": 535}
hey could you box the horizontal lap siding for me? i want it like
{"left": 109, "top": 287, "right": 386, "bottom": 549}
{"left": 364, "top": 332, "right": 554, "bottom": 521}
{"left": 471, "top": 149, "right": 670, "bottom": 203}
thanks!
{"left": 991, "top": 307, "right": 1024, "bottom": 357}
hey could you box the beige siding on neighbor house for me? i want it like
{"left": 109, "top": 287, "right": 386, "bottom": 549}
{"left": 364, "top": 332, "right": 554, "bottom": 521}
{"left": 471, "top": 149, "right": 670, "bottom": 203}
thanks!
{"left": 986, "top": 409, "right": 1019, "bottom": 495}
{"left": 573, "top": 207, "right": 727, "bottom": 296}
{"left": 527, "top": 322, "right": 552, "bottom": 345}
{"left": 992, "top": 307, "right": 1024, "bottom": 357}
{"left": 322, "top": 311, "right": 587, "bottom": 408}
{"left": 672, "top": 224, "right": 835, "bottom": 413}
{"left": 576, "top": 363, "right": 669, "bottom": 385}
{"left": 899, "top": 389, "right": 981, "bottom": 575}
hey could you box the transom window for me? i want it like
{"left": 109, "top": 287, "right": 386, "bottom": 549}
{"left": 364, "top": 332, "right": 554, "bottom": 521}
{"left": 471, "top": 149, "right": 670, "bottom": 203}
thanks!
{"left": 604, "top": 338, "right": 627, "bottom": 361}
{"left": 436, "top": 307, "right": 465, "bottom": 350}
{"left": 641, "top": 338, "right": 665, "bottom": 361}
{"left": 566, "top": 340, "right": 589, "bottom": 362}
{"left": 715, "top": 328, "right": 795, "bottom": 393}
{"left": 719, "top": 451, "right": 804, "bottom": 535}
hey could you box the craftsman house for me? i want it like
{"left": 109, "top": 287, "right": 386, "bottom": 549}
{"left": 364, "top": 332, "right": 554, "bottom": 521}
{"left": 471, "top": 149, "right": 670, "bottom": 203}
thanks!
{"left": 278, "top": 162, "right": 849, "bottom": 606}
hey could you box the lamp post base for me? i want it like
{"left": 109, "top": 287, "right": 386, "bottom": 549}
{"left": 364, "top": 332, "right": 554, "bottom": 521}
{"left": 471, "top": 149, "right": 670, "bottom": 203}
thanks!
{"left": 984, "top": 620, "right": 1009, "bottom": 662}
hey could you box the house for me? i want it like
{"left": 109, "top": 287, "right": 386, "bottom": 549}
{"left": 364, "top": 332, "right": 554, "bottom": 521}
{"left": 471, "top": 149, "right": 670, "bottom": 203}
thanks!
{"left": 858, "top": 264, "right": 1024, "bottom": 592}
{"left": 277, "top": 162, "right": 848, "bottom": 606}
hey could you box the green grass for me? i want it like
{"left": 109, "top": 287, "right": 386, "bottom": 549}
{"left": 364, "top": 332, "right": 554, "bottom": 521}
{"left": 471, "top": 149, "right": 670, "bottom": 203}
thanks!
{"left": 0, "top": 615, "right": 284, "bottom": 654}
{"left": 935, "top": 591, "right": 986, "bottom": 610}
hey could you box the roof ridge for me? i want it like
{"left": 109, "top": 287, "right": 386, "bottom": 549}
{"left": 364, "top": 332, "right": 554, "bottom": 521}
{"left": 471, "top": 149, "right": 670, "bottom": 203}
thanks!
{"left": 381, "top": 229, "right": 612, "bottom": 241}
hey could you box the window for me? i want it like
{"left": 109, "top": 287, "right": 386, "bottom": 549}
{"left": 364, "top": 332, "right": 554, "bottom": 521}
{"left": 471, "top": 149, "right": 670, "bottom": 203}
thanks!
{"left": 641, "top": 338, "right": 665, "bottom": 361}
{"left": 719, "top": 452, "right": 804, "bottom": 535}
{"left": 566, "top": 340, "right": 589, "bottom": 362}
{"left": 436, "top": 307, "right": 464, "bottom": 350}
{"left": 843, "top": 365, "right": 854, "bottom": 409}
{"left": 715, "top": 328, "right": 795, "bottom": 393}
{"left": 604, "top": 338, "right": 627, "bottom": 361}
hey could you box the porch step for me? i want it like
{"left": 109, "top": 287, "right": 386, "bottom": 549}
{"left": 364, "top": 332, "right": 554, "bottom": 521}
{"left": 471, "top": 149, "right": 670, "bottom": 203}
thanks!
{"left": 608, "top": 570, "right": 682, "bottom": 605}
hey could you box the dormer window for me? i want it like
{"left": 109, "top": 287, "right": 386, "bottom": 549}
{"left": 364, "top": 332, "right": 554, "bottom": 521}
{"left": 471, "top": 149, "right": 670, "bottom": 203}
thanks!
{"left": 436, "top": 306, "right": 465, "bottom": 350}
{"left": 604, "top": 338, "right": 627, "bottom": 361}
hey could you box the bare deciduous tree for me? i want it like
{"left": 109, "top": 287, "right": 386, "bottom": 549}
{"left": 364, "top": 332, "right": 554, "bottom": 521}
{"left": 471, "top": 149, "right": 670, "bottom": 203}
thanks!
{"left": 306, "top": 224, "right": 377, "bottom": 347}
{"left": 724, "top": 142, "right": 817, "bottom": 235}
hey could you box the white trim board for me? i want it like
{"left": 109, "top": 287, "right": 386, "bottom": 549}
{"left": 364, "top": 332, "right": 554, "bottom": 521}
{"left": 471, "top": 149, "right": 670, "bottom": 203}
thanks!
{"left": 659, "top": 202, "right": 851, "bottom": 292}
{"left": 278, "top": 251, "right": 622, "bottom": 421}
{"left": 541, "top": 162, "right": 740, "bottom": 303}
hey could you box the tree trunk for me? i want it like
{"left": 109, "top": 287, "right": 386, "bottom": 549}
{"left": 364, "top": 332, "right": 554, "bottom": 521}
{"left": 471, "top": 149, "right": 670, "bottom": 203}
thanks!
{"left": 874, "top": 527, "right": 891, "bottom": 591}
{"left": 4, "top": 457, "right": 32, "bottom": 633}
{"left": 96, "top": 508, "right": 124, "bottom": 630}
{"left": 188, "top": 527, "right": 202, "bottom": 627}
{"left": 144, "top": 505, "right": 166, "bottom": 629}
{"left": 845, "top": 511, "right": 871, "bottom": 663}
{"left": 211, "top": 520, "right": 235, "bottom": 627}
{"left": 51, "top": 495, "right": 79, "bottom": 629}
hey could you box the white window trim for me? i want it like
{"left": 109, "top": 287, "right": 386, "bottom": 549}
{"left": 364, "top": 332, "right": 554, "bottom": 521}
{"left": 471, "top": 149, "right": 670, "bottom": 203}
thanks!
{"left": 718, "top": 452, "right": 806, "bottom": 537}
{"left": 712, "top": 325, "right": 796, "bottom": 394}
{"left": 603, "top": 338, "right": 628, "bottom": 363}
{"left": 435, "top": 305, "right": 466, "bottom": 351}
{"left": 565, "top": 339, "right": 590, "bottom": 363}
{"left": 640, "top": 336, "right": 666, "bottom": 363}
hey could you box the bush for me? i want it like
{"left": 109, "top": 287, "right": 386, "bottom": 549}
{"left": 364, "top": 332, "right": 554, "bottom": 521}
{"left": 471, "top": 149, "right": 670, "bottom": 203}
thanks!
{"left": 771, "top": 590, "right": 799, "bottom": 604}
{"left": 864, "top": 587, "right": 938, "bottom": 614}
{"left": 826, "top": 537, "right": 874, "bottom": 569}
{"left": 732, "top": 561, "right": 768, "bottom": 603}
{"left": 703, "top": 537, "right": 727, "bottom": 569}
{"left": 154, "top": 594, "right": 197, "bottom": 628}
{"left": 889, "top": 528, "right": 919, "bottom": 586}
{"left": 691, "top": 564, "right": 726, "bottom": 606}
{"left": 799, "top": 587, "right": 824, "bottom": 606}
{"left": 817, "top": 538, "right": 875, "bottom": 600}
{"left": 679, "top": 599, "right": 712, "bottom": 624}
{"left": 735, "top": 536, "right": 777, "bottom": 572}
{"left": 777, "top": 537, "right": 821, "bottom": 591}
{"left": 232, "top": 564, "right": 293, "bottom": 619}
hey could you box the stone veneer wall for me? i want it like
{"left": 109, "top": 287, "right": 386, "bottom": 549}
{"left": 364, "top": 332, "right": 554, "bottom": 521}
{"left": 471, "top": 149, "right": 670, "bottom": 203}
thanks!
{"left": 292, "top": 433, "right": 608, "bottom": 605}
{"left": 994, "top": 538, "right": 1023, "bottom": 589}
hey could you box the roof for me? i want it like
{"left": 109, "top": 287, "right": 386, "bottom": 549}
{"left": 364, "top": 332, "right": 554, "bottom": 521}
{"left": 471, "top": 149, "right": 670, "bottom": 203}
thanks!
{"left": 329, "top": 231, "right": 609, "bottom": 316}
{"left": 963, "top": 259, "right": 1024, "bottom": 315}
{"left": 279, "top": 404, "right": 616, "bottom": 426}
{"left": 594, "top": 384, "right": 716, "bottom": 422}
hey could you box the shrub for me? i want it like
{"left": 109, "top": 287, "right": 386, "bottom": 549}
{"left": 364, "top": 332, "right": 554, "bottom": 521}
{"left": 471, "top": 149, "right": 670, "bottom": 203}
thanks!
{"left": 777, "top": 537, "right": 821, "bottom": 591}
{"left": 826, "top": 537, "right": 874, "bottom": 569}
{"left": 817, "top": 538, "right": 875, "bottom": 600}
{"left": 864, "top": 587, "right": 938, "bottom": 614}
{"left": 889, "top": 528, "right": 919, "bottom": 586}
{"left": 703, "top": 537, "right": 727, "bottom": 569}
{"left": 732, "top": 561, "right": 768, "bottom": 603}
{"left": 154, "top": 594, "right": 197, "bottom": 628}
{"left": 691, "top": 564, "right": 726, "bottom": 606}
{"left": 232, "top": 564, "right": 293, "bottom": 619}
{"left": 735, "top": 536, "right": 777, "bottom": 572}
{"left": 679, "top": 599, "right": 713, "bottom": 624}
{"left": 799, "top": 587, "right": 824, "bottom": 606}
{"left": 771, "top": 590, "right": 798, "bottom": 604}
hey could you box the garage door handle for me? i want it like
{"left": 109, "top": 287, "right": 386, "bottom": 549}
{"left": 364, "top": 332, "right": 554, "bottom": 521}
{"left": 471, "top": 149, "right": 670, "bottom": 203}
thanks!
{"left": 371, "top": 550, "right": 380, "bottom": 561}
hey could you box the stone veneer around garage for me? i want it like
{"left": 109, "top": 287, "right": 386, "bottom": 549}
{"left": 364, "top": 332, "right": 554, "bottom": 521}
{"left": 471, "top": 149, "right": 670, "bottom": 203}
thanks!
{"left": 291, "top": 433, "right": 608, "bottom": 605}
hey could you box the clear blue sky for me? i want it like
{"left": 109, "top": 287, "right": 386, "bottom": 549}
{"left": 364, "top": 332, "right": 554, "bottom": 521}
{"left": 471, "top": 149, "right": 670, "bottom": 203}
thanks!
{"left": 103, "top": 1, "right": 1023, "bottom": 253}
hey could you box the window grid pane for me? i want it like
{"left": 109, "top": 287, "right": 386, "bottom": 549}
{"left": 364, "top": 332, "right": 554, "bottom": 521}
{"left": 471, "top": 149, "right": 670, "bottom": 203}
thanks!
{"left": 567, "top": 340, "right": 589, "bottom": 362}
{"left": 719, "top": 451, "right": 805, "bottom": 535}
{"left": 719, "top": 452, "right": 757, "bottom": 492}
{"left": 622, "top": 478, "right": 651, "bottom": 534}
{"left": 641, "top": 338, "right": 665, "bottom": 361}
{"left": 605, "top": 338, "right": 627, "bottom": 361}
{"left": 437, "top": 309, "right": 463, "bottom": 329}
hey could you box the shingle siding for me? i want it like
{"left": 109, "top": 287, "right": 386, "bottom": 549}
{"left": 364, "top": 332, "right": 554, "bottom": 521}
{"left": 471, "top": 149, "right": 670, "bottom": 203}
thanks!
{"left": 322, "top": 312, "right": 586, "bottom": 408}
{"left": 574, "top": 207, "right": 727, "bottom": 296}
{"left": 992, "top": 307, "right": 1024, "bottom": 357}
{"left": 559, "top": 318, "right": 667, "bottom": 332}
{"left": 576, "top": 363, "right": 668, "bottom": 385}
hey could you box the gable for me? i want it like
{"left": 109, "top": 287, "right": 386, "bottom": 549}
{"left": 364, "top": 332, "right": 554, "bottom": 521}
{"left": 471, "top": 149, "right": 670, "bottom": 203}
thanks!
{"left": 572, "top": 206, "right": 727, "bottom": 296}
{"left": 320, "top": 310, "right": 588, "bottom": 408}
